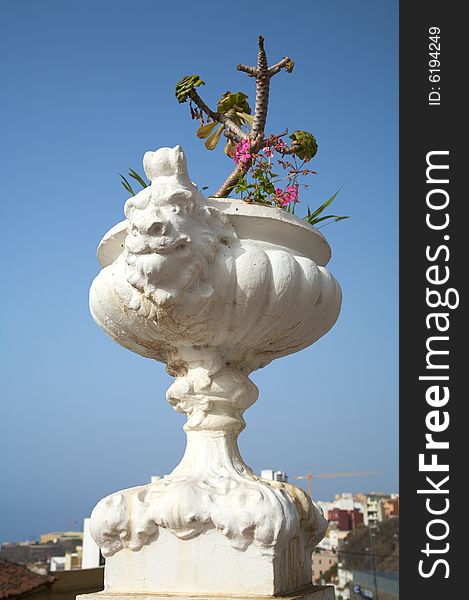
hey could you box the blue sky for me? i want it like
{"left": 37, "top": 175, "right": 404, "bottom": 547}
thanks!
{"left": 0, "top": 0, "right": 398, "bottom": 542}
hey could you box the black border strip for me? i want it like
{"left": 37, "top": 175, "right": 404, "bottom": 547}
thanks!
{"left": 400, "top": 1, "right": 463, "bottom": 596}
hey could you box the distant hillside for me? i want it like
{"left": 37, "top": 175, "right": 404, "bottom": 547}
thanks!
{"left": 338, "top": 517, "right": 399, "bottom": 572}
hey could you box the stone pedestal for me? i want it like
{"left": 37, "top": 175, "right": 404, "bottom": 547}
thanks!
{"left": 78, "top": 584, "right": 336, "bottom": 600}
{"left": 87, "top": 146, "right": 342, "bottom": 598}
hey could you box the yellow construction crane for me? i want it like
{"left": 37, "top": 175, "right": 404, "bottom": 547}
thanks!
{"left": 294, "top": 471, "right": 378, "bottom": 497}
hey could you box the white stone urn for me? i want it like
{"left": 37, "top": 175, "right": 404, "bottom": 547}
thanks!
{"left": 84, "top": 146, "right": 342, "bottom": 600}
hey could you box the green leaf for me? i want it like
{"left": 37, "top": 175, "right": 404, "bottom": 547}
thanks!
{"left": 127, "top": 167, "right": 148, "bottom": 189}
{"left": 316, "top": 216, "right": 350, "bottom": 229}
{"left": 234, "top": 176, "right": 249, "bottom": 194}
{"left": 235, "top": 111, "right": 254, "bottom": 125}
{"left": 205, "top": 124, "right": 225, "bottom": 150}
{"left": 289, "top": 130, "right": 318, "bottom": 160}
{"left": 119, "top": 173, "right": 135, "bottom": 196}
{"left": 308, "top": 214, "right": 348, "bottom": 225}
{"left": 175, "top": 75, "right": 205, "bottom": 103}
{"left": 307, "top": 188, "right": 342, "bottom": 221}
{"left": 217, "top": 91, "right": 250, "bottom": 115}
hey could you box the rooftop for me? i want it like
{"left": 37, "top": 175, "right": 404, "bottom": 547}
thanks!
{"left": 0, "top": 559, "right": 55, "bottom": 599}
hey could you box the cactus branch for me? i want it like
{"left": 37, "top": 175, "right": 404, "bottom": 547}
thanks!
{"left": 237, "top": 64, "right": 257, "bottom": 77}
{"left": 189, "top": 89, "right": 247, "bottom": 143}
{"left": 213, "top": 158, "right": 252, "bottom": 198}
{"left": 223, "top": 129, "right": 239, "bottom": 143}
{"left": 268, "top": 57, "right": 294, "bottom": 77}
{"left": 215, "top": 36, "right": 295, "bottom": 197}
{"left": 251, "top": 35, "right": 270, "bottom": 139}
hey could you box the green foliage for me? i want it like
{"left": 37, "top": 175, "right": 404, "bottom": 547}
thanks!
{"left": 119, "top": 167, "right": 148, "bottom": 196}
{"left": 172, "top": 53, "right": 346, "bottom": 229}
{"left": 175, "top": 75, "right": 205, "bottom": 103}
{"left": 338, "top": 518, "right": 399, "bottom": 572}
{"left": 305, "top": 189, "right": 349, "bottom": 227}
{"left": 217, "top": 91, "right": 251, "bottom": 115}
{"left": 289, "top": 130, "right": 318, "bottom": 161}
{"left": 317, "top": 562, "right": 338, "bottom": 584}
{"left": 195, "top": 91, "right": 252, "bottom": 155}
{"left": 233, "top": 158, "right": 277, "bottom": 205}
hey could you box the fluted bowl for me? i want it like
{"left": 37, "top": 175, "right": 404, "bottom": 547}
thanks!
{"left": 89, "top": 146, "right": 342, "bottom": 375}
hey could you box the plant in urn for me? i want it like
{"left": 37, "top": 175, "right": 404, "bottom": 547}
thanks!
{"left": 84, "top": 36, "right": 344, "bottom": 600}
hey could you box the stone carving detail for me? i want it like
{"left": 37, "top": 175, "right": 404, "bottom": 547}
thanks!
{"left": 90, "top": 452, "right": 327, "bottom": 560}
{"left": 90, "top": 366, "right": 327, "bottom": 559}
{"left": 88, "top": 146, "right": 342, "bottom": 595}
{"left": 89, "top": 145, "right": 341, "bottom": 376}
{"left": 124, "top": 147, "right": 235, "bottom": 313}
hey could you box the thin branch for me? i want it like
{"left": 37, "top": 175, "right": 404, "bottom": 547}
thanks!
{"left": 237, "top": 64, "right": 257, "bottom": 77}
{"left": 189, "top": 89, "right": 247, "bottom": 142}
{"left": 278, "top": 145, "right": 296, "bottom": 155}
{"left": 268, "top": 57, "right": 293, "bottom": 77}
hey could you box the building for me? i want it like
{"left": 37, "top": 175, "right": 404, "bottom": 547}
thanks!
{"left": 0, "top": 521, "right": 101, "bottom": 576}
{"left": 49, "top": 557, "right": 66, "bottom": 572}
{"left": 81, "top": 518, "right": 103, "bottom": 569}
{"left": 355, "top": 493, "right": 386, "bottom": 527}
{"left": 317, "top": 523, "right": 350, "bottom": 552}
{"left": 0, "top": 557, "right": 104, "bottom": 600}
{"left": 333, "top": 493, "right": 363, "bottom": 513}
{"left": 0, "top": 558, "right": 55, "bottom": 598}
{"left": 0, "top": 538, "right": 82, "bottom": 575}
{"left": 336, "top": 564, "right": 353, "bottom": 600}
{"left": 49, "top": 518, "right": 104, "bottom": 572}
{"left": 328, "top": 508, "right": 363, "bottom": 532}
{"left": 318, "top": 493, "right": 364, "bottom": 522}
{"left": 319, "top": 492, "right": 399, "bottom": 528}
{"left": 311, "top": 550, "right": 337, "bottom": 583}
{"left": 260, "top": 469, "right": 288, "bottom": 482}
{"left": 39, "top": 532, "right": 83, "bottom": 545}
{"left": 383, "top": 494, "right": 399, "bottom": 518}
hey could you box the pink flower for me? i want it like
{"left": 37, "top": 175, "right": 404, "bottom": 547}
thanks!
{"left": 275, "top": 138, "right": 286, "bottom": 151}
{"left": 264, "top": 143, "right": 274, "bottom": 158}
{"left": 274, "top": 188, "right": 289, "bottom": 207}
{"left": 275, "top": 184, "right": 299, "bottom": 207}
{"left": 233, "top": 139, "right": 251, "bottom": 164}
{"left": 285, "top": 184, "right": 299, "bottom": 203}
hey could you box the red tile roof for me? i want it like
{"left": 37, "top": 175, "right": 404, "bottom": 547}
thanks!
{"left": 0, "top": 559, "right": 55, "bottom": 599}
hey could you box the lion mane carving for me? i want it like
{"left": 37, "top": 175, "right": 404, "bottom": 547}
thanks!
{"left": 124, "top": 146, "right": 235, "bottom": 312}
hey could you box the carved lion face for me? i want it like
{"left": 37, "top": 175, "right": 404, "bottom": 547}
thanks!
{"left": 123, "top": 179, "right": 233, "bottom": 309}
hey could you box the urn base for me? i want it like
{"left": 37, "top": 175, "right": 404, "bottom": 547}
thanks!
{"left": 77, "top": 583, "right": 336, "bottom": 600}
{"left": 93, "top": 524, "right": 320, "bottom": 597}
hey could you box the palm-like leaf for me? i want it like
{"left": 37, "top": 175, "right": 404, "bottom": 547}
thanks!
{"left": 205, "top": 124, "right": 225, "bottom": 150}
{"left": 196, "top": 121, "right": 218, "bottom": 139}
